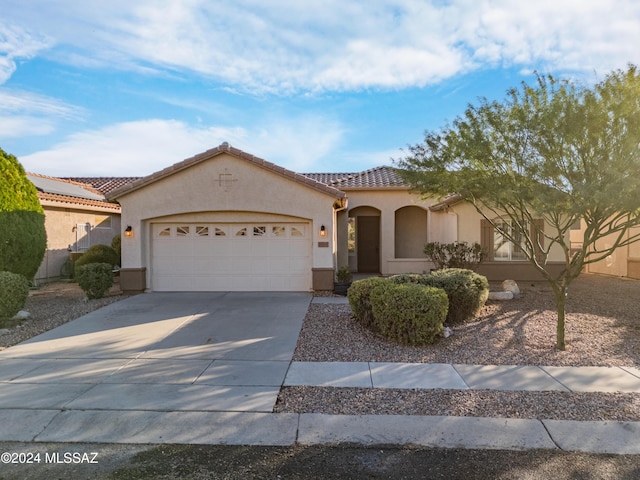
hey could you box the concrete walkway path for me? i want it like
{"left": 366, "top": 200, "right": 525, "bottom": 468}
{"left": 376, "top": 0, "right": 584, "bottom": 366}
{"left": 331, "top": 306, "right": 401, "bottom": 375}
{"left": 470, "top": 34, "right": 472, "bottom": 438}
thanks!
{"left": 0, "top": 292, "right": 638, "bottom": 454}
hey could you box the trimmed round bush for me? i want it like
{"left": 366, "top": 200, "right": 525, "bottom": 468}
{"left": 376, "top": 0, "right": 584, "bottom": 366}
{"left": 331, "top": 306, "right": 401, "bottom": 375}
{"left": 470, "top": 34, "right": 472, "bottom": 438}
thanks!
{"left": 390, "top": 268, "right": 489, "bottom": 324}
{"left": 370, "top": 282, "right": 448, "bottom": 345}
{"left": 76, "top": 263, "right": 113, "bottom": 299}
{"left": 347, "top": 277, "right": 389, "bottom": 329}
{"left": 74, "top": 244, "right": 119, "bottom": 275}
{"left": 0, "top": 271, "right": 30, "bottom": 319}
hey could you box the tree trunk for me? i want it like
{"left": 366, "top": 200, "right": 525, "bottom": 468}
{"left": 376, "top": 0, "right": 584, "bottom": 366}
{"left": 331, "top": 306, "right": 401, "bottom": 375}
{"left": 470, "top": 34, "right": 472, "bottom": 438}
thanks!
{"left": 555, "top": 286, "right": 567, "bottom": 351}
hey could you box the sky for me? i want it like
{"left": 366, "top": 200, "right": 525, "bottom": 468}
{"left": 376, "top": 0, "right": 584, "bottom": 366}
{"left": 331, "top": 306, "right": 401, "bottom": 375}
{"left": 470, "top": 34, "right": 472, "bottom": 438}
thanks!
{"left": 2, "top": 1, "right": 640, "bottom": 177}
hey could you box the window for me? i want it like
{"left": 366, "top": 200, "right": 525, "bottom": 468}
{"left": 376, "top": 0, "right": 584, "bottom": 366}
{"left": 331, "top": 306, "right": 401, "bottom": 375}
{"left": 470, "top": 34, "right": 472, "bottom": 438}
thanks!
{"left": 348, "top": 218, "right": 356, "bottom": 253}
{"left": 253, "top": 226, "right": 266, "bottom": 236}
{"left": 272, "top": 226, "right": 286, "bottom": 237}
{"left": 214, "top": 227, "right": 226, "bottom": 236}
{"left": 159, "top": 227, "right": 171, "bottom": 237}
{"left": 176, "top": 226, "right": 190, "bottom": 237}
{"left": 291, "top": 226, "right": 304, "bottom": 237}
{"left": 481, "top": 219, "right": 544, "bottom": 262}
{"left": 196, "top": 226, "right": 209, "bottom": 237}
{"left": 493, "top": 221, "right": 527, "bottom": 261}
{"left": 235, "top": 227, "right": 247, "bottom": 237}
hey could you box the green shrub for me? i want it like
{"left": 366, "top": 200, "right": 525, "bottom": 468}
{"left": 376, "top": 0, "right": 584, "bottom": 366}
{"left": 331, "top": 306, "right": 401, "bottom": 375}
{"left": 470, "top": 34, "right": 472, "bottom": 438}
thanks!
{"left": 390, "top": 268, "right": 489, "bottom": 324}
{"left": 74, "top": 244, "right": 119, "bottom": 275}
{"left": 111, "top": 234, "right": 121, "bottom": 265}
{"left": 347, "top": 277, "right": 389, "bottom": 329}
{"left": 424, "top": 241, "right": 486, "bottom": 271}
{"left": 0, "top": 271, "right": 30, "bottom": 319}
{"left": 370, "top": 282, "right": 448, "bottom": 345}
{"left": 76, "top": 263, "right": 113, "bottom": 299}
{"left": 0, "top": 148, "right": 46, "bottom": 279}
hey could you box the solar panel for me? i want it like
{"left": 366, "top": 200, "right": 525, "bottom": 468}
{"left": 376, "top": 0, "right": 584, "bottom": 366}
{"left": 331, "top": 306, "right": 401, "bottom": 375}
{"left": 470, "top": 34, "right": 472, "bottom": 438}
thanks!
{"left": 27, "top": 175, "right": 106, "bottom": 201}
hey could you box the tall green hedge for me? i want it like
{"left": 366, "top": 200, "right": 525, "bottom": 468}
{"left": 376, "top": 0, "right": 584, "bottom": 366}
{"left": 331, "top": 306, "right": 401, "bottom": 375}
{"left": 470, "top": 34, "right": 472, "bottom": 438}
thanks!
{"left": 0, "top": 148, "right": 46, "bottom": 279}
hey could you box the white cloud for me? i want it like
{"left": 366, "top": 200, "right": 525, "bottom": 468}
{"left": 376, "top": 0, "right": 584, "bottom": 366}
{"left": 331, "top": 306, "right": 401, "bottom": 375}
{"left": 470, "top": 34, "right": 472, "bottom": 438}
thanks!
{"left": 5, "top": 1, "right": 640, "bottom": 93}
{"left": 19, "top": 115, "right": 345, "bottom": 176}
{"left": 0, "top": 88, "right": 84, "bottom": 139}
{"left": 0, "top": 22, "right": 51, "bottom": 83}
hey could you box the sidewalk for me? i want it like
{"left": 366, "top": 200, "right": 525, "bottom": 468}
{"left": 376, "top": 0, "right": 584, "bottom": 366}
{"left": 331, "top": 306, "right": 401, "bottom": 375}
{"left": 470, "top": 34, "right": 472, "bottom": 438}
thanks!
{"left": 284, "top": 361, "right": 640, "bottom": 393}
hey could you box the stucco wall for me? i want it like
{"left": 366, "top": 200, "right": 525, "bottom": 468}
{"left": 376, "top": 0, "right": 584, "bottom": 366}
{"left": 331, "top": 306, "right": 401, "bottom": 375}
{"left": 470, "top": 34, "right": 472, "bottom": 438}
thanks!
{"left": 447, "top": 202, "right": 568, "bottom": 262}
{"left": 116, "top": 153, "right": 340, "bottom": 289}
{"left": 343, "top": 189, "right": 434, "bottom": 275}
{"left": 35, "top": 205, "right": 120, "bottom": 280}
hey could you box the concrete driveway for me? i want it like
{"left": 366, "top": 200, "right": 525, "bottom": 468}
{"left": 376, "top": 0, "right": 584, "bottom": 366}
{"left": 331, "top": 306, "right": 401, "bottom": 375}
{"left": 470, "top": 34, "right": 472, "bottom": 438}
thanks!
{"left": 0, "top": 292, "right": 311, "bottom": 443}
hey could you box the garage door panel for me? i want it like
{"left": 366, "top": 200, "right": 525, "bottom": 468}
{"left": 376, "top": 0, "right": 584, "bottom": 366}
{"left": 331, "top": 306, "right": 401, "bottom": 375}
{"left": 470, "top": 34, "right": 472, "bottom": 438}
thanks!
{"left": 151, "top": 222, "right": 312, "bottom": 291}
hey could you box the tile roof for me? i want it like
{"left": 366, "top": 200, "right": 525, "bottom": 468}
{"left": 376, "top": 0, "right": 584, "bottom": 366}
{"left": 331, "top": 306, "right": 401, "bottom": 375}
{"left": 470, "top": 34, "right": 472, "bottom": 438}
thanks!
{"left": 37, "top": 192, "right": 121, "bottom": 211}
{"left": 302, "top": 166, "right": 407, "bottom": 189}
{"left": 64, "top": 177, "right": 142, "bottom": 195}
{"left": 27, "top": 173, "right": 121, "bottom": 211}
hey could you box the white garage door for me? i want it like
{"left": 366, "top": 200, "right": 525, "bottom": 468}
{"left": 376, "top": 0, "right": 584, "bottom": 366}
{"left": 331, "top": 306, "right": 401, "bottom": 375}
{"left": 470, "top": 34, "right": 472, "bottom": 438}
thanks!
{"left": 151, "top": 222, "right": 312, "bottom": 291}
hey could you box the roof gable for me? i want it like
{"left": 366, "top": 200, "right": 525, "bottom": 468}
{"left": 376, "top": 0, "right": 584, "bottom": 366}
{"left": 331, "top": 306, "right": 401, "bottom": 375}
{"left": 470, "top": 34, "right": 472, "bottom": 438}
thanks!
{"left": 108, "top": 143, "right": 346, "bottom": 201}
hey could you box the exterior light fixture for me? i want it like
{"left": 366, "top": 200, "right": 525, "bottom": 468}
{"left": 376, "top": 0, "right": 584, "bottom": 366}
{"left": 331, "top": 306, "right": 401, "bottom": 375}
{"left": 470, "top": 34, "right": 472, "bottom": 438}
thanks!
{"left": 320, "top": 225, "right": 327, "bottom": 237}
{"left": 124, "top": 226, "right": 133, "bottom": 237}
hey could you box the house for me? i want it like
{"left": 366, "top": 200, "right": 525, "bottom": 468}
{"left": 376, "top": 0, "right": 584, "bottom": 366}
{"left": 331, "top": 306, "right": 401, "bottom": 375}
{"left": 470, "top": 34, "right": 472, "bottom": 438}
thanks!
{"left": 570, "top": 219, "right": 640, "bottom": 279}
{"left": 27, "top": 174, "right": 122, "bottom": 281}
{"left": 108, "top": 143, "right": 568, "bottom": 294}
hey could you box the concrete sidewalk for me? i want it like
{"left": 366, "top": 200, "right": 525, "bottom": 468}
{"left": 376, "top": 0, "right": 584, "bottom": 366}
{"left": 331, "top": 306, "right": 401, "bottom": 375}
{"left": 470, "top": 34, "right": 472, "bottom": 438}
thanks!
{"left": 284, "top": 361, "right": 640, "bottom": 393}
{"left": 0, "top": 292, "right": 638, "bottom": 454}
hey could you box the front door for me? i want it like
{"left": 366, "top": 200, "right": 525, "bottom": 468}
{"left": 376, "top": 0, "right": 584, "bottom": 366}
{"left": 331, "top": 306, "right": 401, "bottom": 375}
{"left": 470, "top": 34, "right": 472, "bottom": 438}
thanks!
{"left": 357, "top": 216, "right": 380, "bottom": 273}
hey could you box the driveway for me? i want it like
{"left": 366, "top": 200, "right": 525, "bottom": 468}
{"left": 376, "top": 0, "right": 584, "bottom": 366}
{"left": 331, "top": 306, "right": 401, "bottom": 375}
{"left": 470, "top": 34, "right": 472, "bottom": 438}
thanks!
{"left": 0, "top": 292, "right": 311, "bottom": 422}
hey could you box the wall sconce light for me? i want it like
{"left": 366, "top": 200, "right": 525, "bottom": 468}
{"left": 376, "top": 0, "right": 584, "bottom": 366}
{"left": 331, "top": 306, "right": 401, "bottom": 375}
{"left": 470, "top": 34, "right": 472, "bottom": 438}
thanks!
{"left": 124, "top": 226, "right": 133, "bottom": 237}
{"left": 319, "top": 225, "right": 327, "bottom": 237}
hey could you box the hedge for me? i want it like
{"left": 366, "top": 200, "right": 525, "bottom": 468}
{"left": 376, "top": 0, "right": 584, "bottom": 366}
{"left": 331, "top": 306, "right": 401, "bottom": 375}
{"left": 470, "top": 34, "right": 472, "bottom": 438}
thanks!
{"left": 74, "top": 244, "right": 119, "bottom": 275}
{"left": 0, "top": 148, "right": 46, "bottom": 279}
{"left": 76, "top": 263, "right": 113, "bottom": 299}
{"left": 0, "top": 271, "right": 30, "bottom": 319}
{"left": 370, "top": 282, "right": 448, "bottom": 345}
{"left": 347, "top": 277, "right": 389, "bottom": 329}
{"left": 390, "top": 268, "right": 489, "bottom": 324}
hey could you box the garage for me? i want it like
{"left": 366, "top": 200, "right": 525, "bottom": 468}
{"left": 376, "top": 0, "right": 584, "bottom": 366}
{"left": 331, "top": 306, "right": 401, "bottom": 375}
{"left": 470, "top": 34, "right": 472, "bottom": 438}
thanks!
{"left": 110, "top": 143, "right": 344, "bottom": 293}
{"left": 151, "top": 222, "right": 312, "bottom": 291}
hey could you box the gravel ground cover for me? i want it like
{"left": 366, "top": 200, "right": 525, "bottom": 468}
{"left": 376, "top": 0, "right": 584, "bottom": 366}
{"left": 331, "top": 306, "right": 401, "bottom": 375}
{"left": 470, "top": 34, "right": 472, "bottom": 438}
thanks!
{"left": 276, "top": 274, "right": 640, "bottom": 420}
{"left": 0, "top": 280, "right": 124, "bottom": 351}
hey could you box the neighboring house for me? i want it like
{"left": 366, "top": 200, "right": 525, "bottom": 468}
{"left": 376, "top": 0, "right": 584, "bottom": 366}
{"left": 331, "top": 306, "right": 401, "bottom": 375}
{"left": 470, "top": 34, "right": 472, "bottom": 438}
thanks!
{"left": 27, "top": 174, "right": 121, "bottom": 281}
{"left": 107, "top": 143, "right": 569, "bottom": 294}
{"left": 570, "top": 219, "right": 640, "bottom": 279}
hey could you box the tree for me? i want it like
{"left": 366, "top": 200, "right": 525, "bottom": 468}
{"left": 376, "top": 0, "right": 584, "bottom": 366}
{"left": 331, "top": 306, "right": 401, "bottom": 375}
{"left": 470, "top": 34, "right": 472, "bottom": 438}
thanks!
{"left": 0, "top": 148, "right": 47, "bottom": 280}
{"left": 396, "top": 65, "right": 640, "bottom": 350}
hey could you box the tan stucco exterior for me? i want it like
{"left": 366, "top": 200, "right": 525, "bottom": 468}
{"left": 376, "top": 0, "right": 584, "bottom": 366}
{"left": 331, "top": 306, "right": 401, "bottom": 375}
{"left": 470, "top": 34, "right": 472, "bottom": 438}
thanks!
{"left": 337, "top": 189, "right": 437, "bottom": 275}
{"left": 35, "top": 201, "right": 121, "bottom": 281}
{"left": 111, "top": 144, "right": 579, "bottom": 289}
{"left": 441, "top": 201, "right": 569, "bottom": 281}
{"left": 576, "top": 220, "right": 640, "bottom": 279}
{"left": 114, "top": 150, "right": 343, "bottom": 292}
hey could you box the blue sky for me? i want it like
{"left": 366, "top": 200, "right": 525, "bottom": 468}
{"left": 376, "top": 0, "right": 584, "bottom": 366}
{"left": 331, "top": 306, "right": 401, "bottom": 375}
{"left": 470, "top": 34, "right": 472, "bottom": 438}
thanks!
{"left": 2, "top": 1, "right": 640, "bottom": 177}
